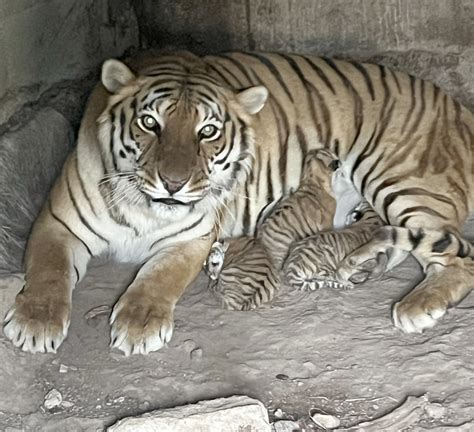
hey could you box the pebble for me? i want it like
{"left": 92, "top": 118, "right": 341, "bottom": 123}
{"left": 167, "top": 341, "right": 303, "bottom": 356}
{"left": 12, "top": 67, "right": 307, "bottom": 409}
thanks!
{"left": 309, "top": 408, "right": 340, "bottom": 430}
{"left": 425, "top": 402, "right": 449, "bottom": 419}
{"left": 59, "top": 364, "right": 68, "bottom": 373}
{"left": 62, "top": 401, "right": 74, "bottom": 408}
{"left": 139, "top": 400, "right": 151, "bottom": 410}
{"left": 276, "top": 374, "right": 289, "bottom": 381}
{"left": 43, "top": 389, "right": 63, "bottom": 410}
{"left": 274, "top": 408, "right": 284, "bottom": 418}
{"left": 273, "top": 420, "right": 300, "bottom": 432}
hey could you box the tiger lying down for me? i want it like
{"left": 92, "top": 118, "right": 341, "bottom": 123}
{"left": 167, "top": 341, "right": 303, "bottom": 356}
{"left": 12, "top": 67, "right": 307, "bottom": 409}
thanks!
{"left": 3, "top": 51, "right": 473, "bottom": 355}
{"left": 204, "top": 149, "right": 385, "bottom": 310}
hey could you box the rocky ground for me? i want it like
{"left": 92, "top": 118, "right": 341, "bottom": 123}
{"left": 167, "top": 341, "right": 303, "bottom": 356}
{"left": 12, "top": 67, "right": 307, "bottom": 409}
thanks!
{"left": 0, "top": 217, "right": 473, "bottom": 431}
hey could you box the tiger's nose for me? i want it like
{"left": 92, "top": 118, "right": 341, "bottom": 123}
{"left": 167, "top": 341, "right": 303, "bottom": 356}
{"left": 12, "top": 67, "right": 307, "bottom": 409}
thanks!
{"left": 161, "top": 175, "right": 188, "bottom": 194}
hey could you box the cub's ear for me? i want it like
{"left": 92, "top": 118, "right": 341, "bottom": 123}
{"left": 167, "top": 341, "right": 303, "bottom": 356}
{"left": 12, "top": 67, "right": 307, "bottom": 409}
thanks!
{"left": 236, "top": 86, "right": 268, "bottom": 115}
{"left": 101, "top": 59, "right": 136, "bottom": 93}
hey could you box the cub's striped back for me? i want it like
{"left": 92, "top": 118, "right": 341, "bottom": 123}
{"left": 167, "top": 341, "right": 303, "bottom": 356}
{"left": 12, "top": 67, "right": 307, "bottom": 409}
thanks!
{"left": 258, "top": 149, "right": 337, "bottom": 268}
{"left": 206, "top": 237, "right": 279, "bottom": 311}
{"left": 284, "top": 201, "right": 384, "bottom": 290}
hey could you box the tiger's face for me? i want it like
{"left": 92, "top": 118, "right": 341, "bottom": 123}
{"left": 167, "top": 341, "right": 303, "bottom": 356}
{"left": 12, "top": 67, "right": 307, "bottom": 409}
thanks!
{"left": 97, "top": 56, "right": 268, "bottom": 219}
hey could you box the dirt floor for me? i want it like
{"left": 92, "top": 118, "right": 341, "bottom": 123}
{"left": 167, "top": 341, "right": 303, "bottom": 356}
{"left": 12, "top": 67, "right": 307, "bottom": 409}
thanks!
{"left": 0, "top": 217, "right": 474, "bottom": 431}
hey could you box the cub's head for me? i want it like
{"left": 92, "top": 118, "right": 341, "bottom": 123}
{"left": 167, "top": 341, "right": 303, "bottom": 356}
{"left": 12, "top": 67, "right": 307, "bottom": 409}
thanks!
{"left": 301, "top": 148, "right": 339, "bottom": 192}
{"left": 97, "top": 53, "right": 268, "bottom": 218}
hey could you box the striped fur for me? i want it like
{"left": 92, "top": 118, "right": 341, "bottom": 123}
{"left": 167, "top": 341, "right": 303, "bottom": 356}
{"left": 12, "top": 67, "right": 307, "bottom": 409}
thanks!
{"left": 284, "top": 201, "right": 384, "bottom": 290}
{"left": 258, "top": 148, "right": 337, "bottom": 269}
{"left": 204, "top": 149, "right": 336, "bottom": 310}
{"left": 205, "top": 237, "right": 279, "bottom": 311}
{"left": 4, "top": 51, "right": 474, "bottom": 355}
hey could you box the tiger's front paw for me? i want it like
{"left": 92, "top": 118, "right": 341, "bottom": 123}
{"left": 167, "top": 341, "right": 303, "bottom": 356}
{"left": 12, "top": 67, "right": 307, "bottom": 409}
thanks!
{"left": 393, "top": 289, "right": 448, "bottom": 333}
{"left": 336, "top": 251, "right": 388, "bottom": 285}
{"left": 110, "top": 293, "right": 174, "bottom": 356}
{"left": 3, "top": 288, "right": 70, "bottom": 353}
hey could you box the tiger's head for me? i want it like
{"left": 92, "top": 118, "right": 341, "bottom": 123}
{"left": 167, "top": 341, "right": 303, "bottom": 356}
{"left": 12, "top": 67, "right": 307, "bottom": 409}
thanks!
{"left": 97, "top": 53, "right": 268, "bottom": 220}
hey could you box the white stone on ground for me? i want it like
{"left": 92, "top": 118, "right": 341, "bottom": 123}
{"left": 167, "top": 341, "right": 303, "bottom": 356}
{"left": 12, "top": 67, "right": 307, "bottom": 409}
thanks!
{"left": 107, "top": 395, "right": 270, "bottom": 432}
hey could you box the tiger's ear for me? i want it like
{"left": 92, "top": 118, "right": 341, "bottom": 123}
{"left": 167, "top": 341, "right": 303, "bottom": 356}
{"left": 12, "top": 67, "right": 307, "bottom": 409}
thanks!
{"left": 101, "top": 59, "right": 136, "bottom": 93}
{"left": 236, "top": 86, "right": 268, "bottom": 115}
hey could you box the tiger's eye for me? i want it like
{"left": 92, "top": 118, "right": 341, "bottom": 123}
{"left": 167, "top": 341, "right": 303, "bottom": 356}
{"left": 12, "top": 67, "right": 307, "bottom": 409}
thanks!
{"left": 140, "top": 115, "right": 158, "bottom": 131}
{"left": 199, "top": 124, "right": 219, "bottom": 140}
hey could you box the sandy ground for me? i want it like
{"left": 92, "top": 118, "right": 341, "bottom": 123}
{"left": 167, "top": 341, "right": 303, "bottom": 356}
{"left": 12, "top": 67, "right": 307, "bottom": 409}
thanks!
{"left": 0, "top": 217, "right": 473, "bottom": 431}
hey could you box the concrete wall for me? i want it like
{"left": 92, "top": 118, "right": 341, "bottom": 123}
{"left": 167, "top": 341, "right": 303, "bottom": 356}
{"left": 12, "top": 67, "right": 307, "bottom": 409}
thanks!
{"left": 134, "top": 0, "right": 474, "bottom": 110}
{"left": 0, "top": 0, "right": 139, "bottom": 124}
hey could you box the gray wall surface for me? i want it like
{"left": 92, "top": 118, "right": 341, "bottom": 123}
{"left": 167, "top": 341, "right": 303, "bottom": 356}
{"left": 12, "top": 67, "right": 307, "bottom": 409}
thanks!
{"left": 0, "top": 0, "right": 139, "bottom": 124}
{"left": 134, "top": 0, "right": 474, "bottom": 110}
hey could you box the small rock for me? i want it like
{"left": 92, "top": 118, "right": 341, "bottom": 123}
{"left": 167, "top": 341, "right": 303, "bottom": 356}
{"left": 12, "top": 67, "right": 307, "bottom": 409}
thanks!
{"left": 59, "top": 364, "right": 68, "bottom": 373}
{"left": 309, "top": 408, "right": 340, "bottom": 430}
{"left": 276, "top": 374, "right": 289, "bottom": 381}
{"left": 62, "top": 401, "right": 74, "bottom": 408}
{"left": 424, "top": 402, "right": 448, "bottom": 419}
{"left": 139, "top": 401, "right": 151, "bottom": 410}
{"left": 43, "top": 389, "right": 63, "bottom": 410}
{"left": 96, "top": 404, "right": 102, "bottom": 409}
{"left": 273, "top": 420, "right": 300, "bottom": 432}
{"left": 190, "top": 348, "right": 203, "bottom": 359}
{"left": 114, "top": 396, "right": 125, "bottom": 403}
{"left": 274, "top": 408, "right": 284, "bottom": 418}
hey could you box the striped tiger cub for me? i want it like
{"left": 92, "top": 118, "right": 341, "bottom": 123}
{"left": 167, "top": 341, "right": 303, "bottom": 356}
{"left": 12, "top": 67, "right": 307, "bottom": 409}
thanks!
{"left": 4, "top": 50, "right": 473, "bottom": 356}
{"left": 205, "top": 237, "right": 279, "bottom": 310}
{"left": 204, "top": 149, "right": 337, "bottom": 309}
{"left": 284, "top": 201, "right": 384, "bottom": 291}
{"left": 258, "top": 148, "right": 337, "bottom": 269}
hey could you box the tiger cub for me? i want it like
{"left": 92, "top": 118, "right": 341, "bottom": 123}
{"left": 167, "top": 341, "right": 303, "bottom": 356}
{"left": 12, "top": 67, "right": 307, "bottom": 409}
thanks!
{"left": 258, "top": 148, "right": 337, "bottom": 269}
{"left": 284, "top": 201, "right": 384, "bottom": 291}
{"left": 204, "top": 149, "right": 337, "bottom": 310}
{"left": 205, "top": 237, "right": 279, "bottom": 310}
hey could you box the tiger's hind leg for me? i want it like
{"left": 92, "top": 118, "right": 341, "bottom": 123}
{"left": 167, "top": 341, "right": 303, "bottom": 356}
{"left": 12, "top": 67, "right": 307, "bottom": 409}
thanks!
{"left": 393, "top": 259, "right": 474, "bottom": 333}
{"left": 336, "top": 226, "right": 471, "bottom": 283}
{"left": 337, "top": 225, "right": 474, "bottom": 332}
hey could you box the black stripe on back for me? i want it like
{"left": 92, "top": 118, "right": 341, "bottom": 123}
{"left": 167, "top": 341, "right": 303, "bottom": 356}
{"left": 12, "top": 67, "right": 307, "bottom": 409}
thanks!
{"left": 245, "top": 53, "right": 294, "bottom": 102}
{"left": 349, "top": 61, "right": 375, "bottom": 100}
{"left": 301, "top": 56, "right": 337, "bottom": 94}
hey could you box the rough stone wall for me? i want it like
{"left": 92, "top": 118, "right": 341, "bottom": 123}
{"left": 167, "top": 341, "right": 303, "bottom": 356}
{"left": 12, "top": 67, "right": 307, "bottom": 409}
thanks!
{"left": 0, "top": 0, "right": 139, "bottom": 273}
{"left": 134, "top": 0, "right": 474, "bottom": 110}
{"left": 0, "top": 0, "right": 139, "bottom": 125}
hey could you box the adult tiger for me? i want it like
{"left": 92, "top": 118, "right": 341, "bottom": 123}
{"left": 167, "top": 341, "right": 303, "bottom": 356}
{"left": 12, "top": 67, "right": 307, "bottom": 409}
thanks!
{"left": 3, "top": 51, "right": 473, "bottom": 355}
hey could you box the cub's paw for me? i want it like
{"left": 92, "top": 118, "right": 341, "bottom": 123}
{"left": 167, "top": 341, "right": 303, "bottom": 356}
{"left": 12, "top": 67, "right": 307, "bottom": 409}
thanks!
{"left": 393, "top": 290, "right": 448, "bottom": 333}
{"left": 110, "top": 294, "right": 174, "bottom": 356}
{"left": 337, "top": 252, "right": 388, "bottom": 285}
{"left": 3, "top": 288, "right": 70, "bottom": 353}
